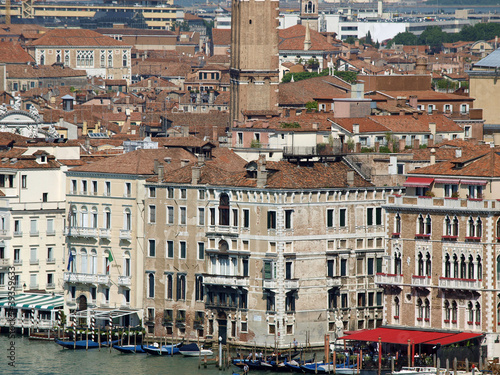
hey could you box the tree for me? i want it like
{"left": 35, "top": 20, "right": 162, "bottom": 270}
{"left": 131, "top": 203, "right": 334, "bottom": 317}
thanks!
{"left": 391, "top": 31, "right": 418, "bottom": 46}
{"left": 365, "top": 31, "right": 373, "bottom": 45}
{"left": 305, "top": 101, "right": 318, "bottom": 112}
{"left": 345, "top": 36, "right": 357, "bottom": 45}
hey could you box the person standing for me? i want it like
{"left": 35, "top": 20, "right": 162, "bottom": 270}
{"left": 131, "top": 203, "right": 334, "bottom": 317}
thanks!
{"left": 293, "top": 338, "right": 298, "bottom": 351}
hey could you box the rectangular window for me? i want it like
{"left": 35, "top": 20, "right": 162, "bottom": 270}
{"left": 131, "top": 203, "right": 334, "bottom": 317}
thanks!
{"left": 148, "top": 239, "right": 156, "bottom": 257}
{"left": 125, "top": 182, "right": 131, "bottom": 197}
{"left": 327, "top": 259, "right": 334, "bottom": 277}
{"left": 180, "top": 188, "right": 187, "bottom": 199}
{"left": 92, "top": 181, "right": 98, "bottom": 195}
{"left": 105, "top": 181, "right": 111, "bottom": 196}
{"left": 232, "top": 209, "right": 238, "bottom": 227}
{"left": 267, "top": 211, "right": 276, "bottom": 229}
{"left": 30, "top": 247, "right": 37, "bottom": 262}
{"left": 263, "top": 261, "right": 273, "bottom": 279}
{"left": 30, "top": 219, "right": 38, "bottom": 235}
{"left": 180, "top": 241, "right": 186, "bottom": 259}
{"left": 47, "top": 247, "right": 53, "bottom": 261}
{"left": 166, "top": 241, "right": 174, "bottom": 258}
{"left": 180, "top": 207, "right": 186, "bottom": 225}
{"left": 210, "top": 208, "right": 215, "bottom": 225}
{"left": 167, "top": 206, "right": 174, "bottom": 224}
{"left": 368, "top": 292, "right": 374, "bottom": 307}
{"left": 341, "top": 294, "right": 348, "bottom": 308}
{"left": 81, "top": 180, "right": 87, "bottom": 194}
{"left": 243, "top": 209, "right": 250, "bottom": 228}
{"left": 376, "top": 207, "right": 382, "bottom": 225}
{"left": 167, "top": 187, "right": 174, "bottom": 199}
{"left": 340, "top": 258, "right": 347, "bottom": 276}
{"left": 376, "top": 258, "right": 382, "bottom": 273}
{"left": 71, "top": 180, "right": 77, "bottom": 193}
{"left": 243, "top": 259, "right": 249, "bottom": 277}
{"left": 149, "top": 205, "right": 156, "bottom": 223}
{"left": 339, "top": 208, "right": 347, "bottom": 227}
{"left": 358, "top": 293, "right": 366, "bottom": 307}
{"left": 198, "top": 190, "right": 205, "bottom": 200}
{"left": 376, "top": 291, "right": 383, "bottom": 306}
{"left": 198, "top": 242, "right": 205, "bottom": 260}
{"left": 327, "top": 209, "right": 334, "bottom": 228}
{"left": 367, "top": 207, "right": 373, "bottom": 226}
{"left": 367, "top": 258, "right": 374, "bottom": 275}
{"left": 198, "top": 207, "right": 205, "bottom": 226}
{"left": 149, "top": 187, "right": 156, "bottom": 198}
{"left": 285, "top": 210, "right": 293, "bottom": 229}
{"left": 21, "top": 175, "right": 27, "bottom": 188}
{"left": 42, "top": 192, "right": 48, "bottom": 202}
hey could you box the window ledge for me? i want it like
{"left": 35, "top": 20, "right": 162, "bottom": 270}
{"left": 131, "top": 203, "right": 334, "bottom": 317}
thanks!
{"left": 415, "top": 234, "right": 430, "bottom": 239}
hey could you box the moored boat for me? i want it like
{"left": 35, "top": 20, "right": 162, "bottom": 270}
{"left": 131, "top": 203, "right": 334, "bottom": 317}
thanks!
{"left": 54, "top": 338, "right": 119, "bottom": 349}
{"left": 179, "top": 342, "right": 213, "bottom": 356}
{"left": 142, "top": 343, "right": 181, "bottom": 355}
{"left": 113, "top": 344, "right": 146, "bottom": 353}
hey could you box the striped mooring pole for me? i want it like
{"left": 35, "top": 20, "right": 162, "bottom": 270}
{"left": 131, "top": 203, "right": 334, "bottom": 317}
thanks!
{"left": 91, "top": 313, "right": 96, "bottom": 342}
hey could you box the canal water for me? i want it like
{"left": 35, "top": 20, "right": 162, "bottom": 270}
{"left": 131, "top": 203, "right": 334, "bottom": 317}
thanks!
{"left": 1, "top": 335, "right": 281, "bottom": 375}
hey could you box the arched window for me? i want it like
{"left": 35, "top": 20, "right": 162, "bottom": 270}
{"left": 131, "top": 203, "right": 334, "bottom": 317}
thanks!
{"left": 70, "top": 205, "right": 78, "bottom": 227}
{"left": 444, "top": 216, "right": 451, "bottom": 236}
{"left": 468, "top": 254, "right": 474, "bottom": 279}
{"left": 418, "top": 252, "right": 424, "bottom": 276}
{"left": 70, "top": 248, "right": 77, "bottom": 273}
{"left": 444, "top": 300, "right": 450, "bottom": 320}
{"left": 477, "top": 255, "right": 482, "bottom": 280}
{"left": 394, "top": 296, "right": 400, "bottom": 318}
{"left": 148, "top": 273, "right": 155, "bottom": 298}
{"left": 468, "top": 302, "right": 473, "bottom": 323}
{"left": 395, "top": 213, "right": 401, "bottom": 234}
{"left": 176, "top": 274, "right": 186, "bottom": 300}
{"left": 425, "top": 252, "right": 432, "bottom": 276}
{"left": 166, "top": 274, "right": 173, "bottom": 300}
{"left": 468, "top": 216, "right": 475, "bottom": 237}
{"left": 123, "top": 251, "right": 130, "bottom": 277}
{"left": 104, "top": 250, "right": 111, "bottom": 275}
{"left": 90, "top": 249, "right": 97, "bottom": 274}
{"left": 453, "top": 254, "right": 459, "bottom": 278}
{"left": 104, "top": 207, "right": 111, "bottom": 229}
{"left": 91, "top": 207, "right": 98, "bottom": 228}
{"left": 195, "top": 275, "right": 204, "bottom": 301}
{"left": 425, "top": 215, "right": 432, "bottom": 235}
{"left": 81, "top": 206, "right": 88, "bottom": 228}
{"left": 475, "top": 302, "right": 481, "bottom": 324}
{"left": 444, "top": 254, "right": 451, "bottom": 278}
{"left": 124, "top": 208, "right": 131, "bottom": 230}
{"left": 476, "top": 217, "right": 482, "bottom": 238}
{"left": 453, "top": 216, "right": 459, "bottom": 236}
{"left": 460, "top": 255, "right": 466, "bottom": 278}
{"left": 417, "top": 298, "right": 423, "bottom": 319}
{"left": 394, "top": 252, "right": 402, "bottom": 275}
{"left": 452, "top": 301, "right": 458, "bottom": 321}
{"left": 418, "top": 214, "right": 424, "bottom": 234}
{"left": 80, "top": 249, "right": 87, "bottom": 274}
{"left": 219, "top": 193, "right": 230, "bottom": 226}
{"left": 424, "top": 298, "right": 430, "bottom": 320}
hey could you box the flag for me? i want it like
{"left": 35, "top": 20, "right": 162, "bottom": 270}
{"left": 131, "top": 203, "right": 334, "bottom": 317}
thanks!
{"left": 67, "top": 252, "right": 73, "bottom": 271}
{"left": 107, "top": 251, "right": 114, "bottom": 273}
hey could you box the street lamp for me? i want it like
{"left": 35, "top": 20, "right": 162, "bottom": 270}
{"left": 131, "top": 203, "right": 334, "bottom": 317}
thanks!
{"left": 219, "top": 336, "right": 222, "bottom": 369}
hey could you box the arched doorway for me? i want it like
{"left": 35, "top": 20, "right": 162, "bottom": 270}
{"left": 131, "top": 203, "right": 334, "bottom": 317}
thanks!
{"left": 78, "top": 295, "right": 87, "bottom": 311}
{"left": 217, "top": 311, "right": 227, "bottom": 344}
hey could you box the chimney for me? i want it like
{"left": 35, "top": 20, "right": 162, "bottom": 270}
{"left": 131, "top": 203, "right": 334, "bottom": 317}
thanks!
{"left": 181, "top": 159, "right": 190, "bottom": 167}
{"left": 350, "top": 83, "right": 364, "bottom": 99}
{"left": 413, "top": 139, "right": 420, "bottom": 149}
{"left": 256, "top": 154, "right": 268, "bottom": 188}
{"left": 409, "top": 95, "right": 418, "bottom": 109}
{"left": 352, "top": 123, "right": 359, "bottom": 134}
{"left": 399, "top": 138, "right": 406, "bottom": 151}
{"left": 157, "top": 164, "right": 164, "bottom": 182}
{"left": 429, "top": 122, "right": 436, "bottom": 136}
{"left": 430, "top": 148, "right": 436, "bottom": 165}
{"left": 413, "top": 112, "right": 419, "bottom": 119}
{"left": 304, "top": 23, "right": 312, "bottom": 51}
{"left": 83, "top": 121, "right": 88, "bottom": 135}
{"left": 153, "top": 159, "right": 160, "bottom": 173}
{"left": 347, "top": 170, "right": 354, "bottom": 186}
{"left": 213, "top": 126, "right": 218, "bottom": 142}
{"left": 192, "top": 155, "right": 204, "bottom": 184}
{"left": 455, "top": 149, "right": 462, "bottom": 158}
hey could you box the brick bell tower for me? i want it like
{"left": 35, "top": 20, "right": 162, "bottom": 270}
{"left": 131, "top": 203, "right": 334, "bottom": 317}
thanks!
{"left": 300, "top": 0, "right": 319, "bottom": 31}
{"left": 230, "top": 0, "right": 280, "bottom": 125}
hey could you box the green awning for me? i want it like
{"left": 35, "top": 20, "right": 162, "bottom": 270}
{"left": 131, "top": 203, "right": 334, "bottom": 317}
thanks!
{"left": 0, "top": 293, "right": 64, "bottom": 310}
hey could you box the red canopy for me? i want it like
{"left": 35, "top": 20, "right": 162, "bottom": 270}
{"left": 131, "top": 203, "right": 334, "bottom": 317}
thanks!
{"left": 403, "top": 177, "right": 434, "bottom": 188}
{"left": 339, "top": 327, "right": 482, "bottom": 346}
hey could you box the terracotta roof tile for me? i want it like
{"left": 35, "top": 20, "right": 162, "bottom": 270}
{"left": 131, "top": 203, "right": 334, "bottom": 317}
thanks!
{"left": 30, "top": 29, "right": 130, "bottom": 47}
{"left": 0, "top": 42, "right": 34, "bottom": 64}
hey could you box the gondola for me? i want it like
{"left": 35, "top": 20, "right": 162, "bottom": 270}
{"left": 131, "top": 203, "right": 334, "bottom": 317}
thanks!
{"left": 113, "top": 344, "right": 146, "bottom": 353}
{"left": 54, "top": 338, "right": 119, "bottom": 349}
{"left": 142, "top": 343, "right": 181, "bottom": 355}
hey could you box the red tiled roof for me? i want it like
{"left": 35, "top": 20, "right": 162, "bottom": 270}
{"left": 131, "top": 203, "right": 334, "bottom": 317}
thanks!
{"left": 0, "top": 42, "right": 34, "bottom": 64}
{"left": 279, "top": 24, "right": 337, "bottom": 52}
{"left": 332, "top": 117, "right": 388, "bottom": 134}
{"left": 30, "top": 29, "right": 130, "bottom": 47}
{"left": 370, "top": 114, "right": 463, "bottom": 133}
{"left": 212, "top": 29, "right": 231, "bottom": 46}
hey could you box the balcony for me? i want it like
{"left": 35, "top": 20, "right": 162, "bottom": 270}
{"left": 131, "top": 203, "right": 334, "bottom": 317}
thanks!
{"left": 119, "top": 229, "right": 131, "bottom": 240}
{"left": 46, "top": 283, "right": 55, "bottom": 289}
{"left": 118, "top": 275, "right": 131, "bottom": 287}
{"left": 203, "top": 275, "right": 249, "bottom": 288}
{"left": 326, "top": 277, "right": 341, "bottom": 288}
{"left": 65, "top": 226, "right": 98, "bottom": 238}
{"left": 46, "top": 258, "right": 56, "bottom": 264}
{"left": 29, "top": 259, "right": 39, "bottom": 265}
{"left": 63, "top": 272, "right": 110, "bottom": 285}
{"left": 207, "top": 225, "right": 239, "bottom": 236}
{"left": 411, "top": 275, "right": 432, "bottom": 288}
{"left": 375, "top": 273, "right": 403, "bottom": 287}
{"left": 0, "top": 258, "right": 11, "bottom": 269}
{"left": 387, "top": 195, "right": 496, "bottom": 213}
{"left": 13, "top": 231, "right": 22, "bottom": 237}
{"left": 438, "top": 277, "right": 482, "bottom": 291}
{"left": 99, "top": 228, "right": 111, "bottom": 239}
{"left": 0, "top": 229, "right": 8, "bottom": 237}
{"left": 262, "top": 278, "right": 299, "bottom": 290}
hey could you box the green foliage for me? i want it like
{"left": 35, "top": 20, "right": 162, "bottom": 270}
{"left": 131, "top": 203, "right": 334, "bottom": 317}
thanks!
{"left": 170, "top": 21, "right": 190, "bottom": 32}
{"left": 419, "top": 144, "right": 428, "bottom": 149}
{"left": 333, "top": 71, "right": 358, "bottom": 84}
{"left": 280, "top": 122, "right": 301, "bottom": 128}
{"left": 365, "top": 31, "right": 373, "bottom": 45}
{"left": 379, "top": 146, "right": 391, "bottom": 153}
{"left": 203, "top": 19, "right": 214, "bottom": 39}
{"left": 282, "top": 70, "right": 329, "bottom": 83}
{"left": 305, "top": 101, "right": 318, "bottom": 111}
{"left": 345, "top": 36, "right": 357, "bottom": 44}
{"left": 390, "top": 22, "right": 500, "bottom": 47}
{"left": 306, "top": 58, "right": 320, "bottom": 68}
{"left": 435, "top": 79, "right": 459, "bottom": 90}
{"left": 361, "top": 147, "right": 374, "bottom": 153}
{"left": 70, "top": 86, "right": 76, "bottom": 93}
{"left": 346, "top": 137, "right": 355, "bottom": 151}
{"left": 250, "top": 139, "right": 262, "bottom": 148}
{"left": 317, "top": 143, "right": 327, "bottom": 153}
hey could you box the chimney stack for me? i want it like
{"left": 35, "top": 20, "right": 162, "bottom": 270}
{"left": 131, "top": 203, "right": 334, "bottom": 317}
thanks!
{"left": 157, "top": 164, "right": 164, "bottom": 182}
{"left": 430, "top": 148, "right": 436, "bottom": 165}
{"left": 256, "top": 154, "right": 268, "bottom": 188}
{"left": 347, "top": 170, "right": 354, "bottom": 186}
